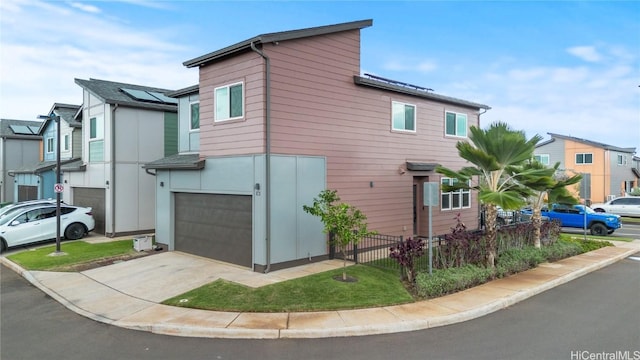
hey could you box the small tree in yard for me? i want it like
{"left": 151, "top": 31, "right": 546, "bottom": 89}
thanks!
{"left": 303, "top": 189, "right": 375, "bottom": 281}
{"left": 389, "top": 237, "right": 426, "bottom": 285}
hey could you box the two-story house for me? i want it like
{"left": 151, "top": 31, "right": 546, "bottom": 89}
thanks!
{"left": 10, "top": 103, "right": 82, "bottom": 201}
{"left": 144, "top": 19, "right": 490, "bottom": 271}
{"left": 62, "top": 78, "right": 178, "bottom": 236}
{"left": 535, "top": 132, "right": 637, "bottom": 203}
{"left": 0, "top": 119, "right": 42, "bottom": 203}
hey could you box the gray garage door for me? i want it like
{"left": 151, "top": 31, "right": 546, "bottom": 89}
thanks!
{"left": 18, "top": 185, "right": 38, "bottom": 202}
{"left": 73, "top": 187, "right": 105, "bottom": 234}
{"left": 175, "top": 193, "right": 252, "bottom": 267}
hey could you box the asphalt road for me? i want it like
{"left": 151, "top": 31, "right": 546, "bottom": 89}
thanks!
{"left": 2, "top": 254, "right": 639, "bottom": 360}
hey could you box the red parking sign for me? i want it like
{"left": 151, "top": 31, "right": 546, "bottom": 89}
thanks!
{"left": 54, "top": 183, "right": 64, "bottom": 193}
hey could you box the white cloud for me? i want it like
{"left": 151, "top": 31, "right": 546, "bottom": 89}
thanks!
{"left": 567, "top": 46, "right": 602, "bottom": 62}
{"left": 69, "top": 2, "right": 101, "bottom": 14}
{"left": 0, "top": 0, "right": 197, "bottom": 120}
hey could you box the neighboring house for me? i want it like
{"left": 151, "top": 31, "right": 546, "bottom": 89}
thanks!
{"left": 62, "top": 78, "right": 178, "bottom": 236}
{"left": 10, "top": 103, "right": 82, "bottom": 201}
{"left": 0, "top": 119, "right": 42, "bottom": 203}
{"left": 144, "top": 19, "right": 490, "bottom": 271}
{"left": 535, "top": 132, "right": 637, "bottom": 203}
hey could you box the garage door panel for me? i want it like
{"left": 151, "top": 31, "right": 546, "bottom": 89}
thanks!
{"left": 73, "top": 187, "right": 105, "bottom": 235}
{"left": 175, "top": 193, "right": 252, "bottom": 267}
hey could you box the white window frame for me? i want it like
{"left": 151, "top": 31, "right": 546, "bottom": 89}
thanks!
{"left": 445, "top": 111, "right": 468, "bottom": 138}
{"left": 575, "top": 153, "right": 593, "bottom": 165}
{"left": 391, "top": 101, "right": 416, "bottom": 133}
{"left": 46, "top": 137, "right": 54, "bottom": 154}
{"left": 88, "top": 116, "right": 104, "bottom": 162}
{"left": 534, "top": 154, "right": 550, "bottom": 165}
{"left": 214, "top": 82, "right": 244, "bottom": 122}
{"left": 189, "top": 101, "right": 200, "bottom": 131}
{"left": 617, "top": 154, "right": 627, "bottom": 166}
{"left": 441, "top": 177, "right": 471, "bottom": 210}
{"left": 63, "top": 134, "right": 70, "bottom": 152}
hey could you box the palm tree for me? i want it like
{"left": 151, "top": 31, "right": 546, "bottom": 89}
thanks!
{"left": 436, "top": 122, "right": 542, "bottom": 268}
{"left": 519, "top": 161, "right": 582, "bottom": 247}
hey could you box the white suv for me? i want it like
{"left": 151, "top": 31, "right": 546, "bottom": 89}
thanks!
{"left": 591, "top": 197, "right": 640, "bottom": 218}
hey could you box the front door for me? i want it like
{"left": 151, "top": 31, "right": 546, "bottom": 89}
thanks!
{"left": 413, "top": 176, "right": 428, "bottom": 236}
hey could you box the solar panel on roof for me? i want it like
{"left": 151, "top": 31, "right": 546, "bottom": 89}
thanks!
{"left": 148, "top": 91, "right": 178, "bottom": 104}
{"left": 28, "top": 125, "right": 40, "bottom": 134}
{"left": 9, "top": 125, "right": 35, "bottom": 135}
{"left": 121, "top": 88, "right": 161, "bottom": 102}
{"left": 121, "top": 88, "right": 177, "bottom": 105}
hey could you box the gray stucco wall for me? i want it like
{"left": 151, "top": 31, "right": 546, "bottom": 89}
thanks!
{"left": 154, "top": 154, "right": 326, "bottom": 269}
{"left": 535, "top": 138, "right": 566, "bottom": 168}
{"left": 1, "top": 138, "right": 41, "bottom": 203}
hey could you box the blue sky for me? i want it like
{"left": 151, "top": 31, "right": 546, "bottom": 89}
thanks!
{"left": 1, "top": 0, "right": 638, "bottom": 150}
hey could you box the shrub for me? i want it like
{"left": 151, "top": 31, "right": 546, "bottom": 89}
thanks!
{"left": 415, "top": 264, "right": 493, "bottom": 298}
{"left": 389, "top": 237, "right": 426, "bottom": 284}
{"left": 495, "top": 247, "right": 546, "bottom": 278}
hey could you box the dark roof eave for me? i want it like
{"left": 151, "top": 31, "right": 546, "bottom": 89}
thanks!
{"left": 547, "top": 132, "right": 636, "bottom": 153}
{"left": 108, "top": 101, "right": 177, "bottom": 112}
{"left": 166, "top": 84, "right": 199, "bottom": 98}
{"left": 354, "top": 76, "right": 491, "bottom": 110}
{"left": 143, "top": 161, "right": 205, "bottom": 171}
{"left": 406, "top": 162, "right": 439, "bottom": 171}
{"left": 184, "top": 19, "right": 373, "bottom": 68}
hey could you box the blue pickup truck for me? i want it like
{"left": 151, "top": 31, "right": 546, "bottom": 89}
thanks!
{"left": 526, "top": 204, "right": 621, "bottom": 236}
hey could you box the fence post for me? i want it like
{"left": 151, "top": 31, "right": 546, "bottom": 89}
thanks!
{"left": 398, "top": 236, "right": 405, "bottom": 280}
{"left": 353, "top": 244, "right": 358, "bottom": 264}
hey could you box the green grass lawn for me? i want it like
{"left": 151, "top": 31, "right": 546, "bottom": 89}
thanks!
{"left": 6, "top": 240, "right": 136, "bottom": 271}
{"left": 162, "top": 265, "right": 414, "bottom": 312}
{"left": 621, "top": 217, "right": 640, "bottom": 225}
{"left": 561, "top": 232, "right": 634, "bottom": 242}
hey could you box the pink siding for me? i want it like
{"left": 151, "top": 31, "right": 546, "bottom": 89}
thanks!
{"left": 266, "top": 30, "right": 479, "bottom": 236}
{"left": 199, "top": 52, "right": 265, "bottom": 156}
{"left": 198, "top": 28, "right": 482, "bottom": 237}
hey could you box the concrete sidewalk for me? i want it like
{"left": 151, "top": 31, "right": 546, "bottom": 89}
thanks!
{"left": 2, "top": 240, "right": 639, "bottom": 339}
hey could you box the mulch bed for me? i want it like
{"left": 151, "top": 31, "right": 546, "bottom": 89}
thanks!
{"left": 56, "top": 243, "right": 168, "bottom": 272}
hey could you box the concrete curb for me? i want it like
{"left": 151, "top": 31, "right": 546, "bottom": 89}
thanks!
{"left": 2, "top": 243, "right": 638, "bottom": 339}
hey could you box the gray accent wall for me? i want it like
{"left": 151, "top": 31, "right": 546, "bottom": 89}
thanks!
{"left": 154, "top": 154, "right": 326, "bottom": 269}
{"left": 535, "top": 138, "right": 565, "bottom": 168}
{"left": 177, "top": 93, "right": 200, "bottom": 153}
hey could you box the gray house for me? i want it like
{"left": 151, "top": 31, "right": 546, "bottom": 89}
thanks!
{"left": 0, "top": 119, "right": 42, "bottom": 203}
{"left": 62, "top": 78, "right": 178, "bottom": 236}
{"left": 535, "top": 132, "right": 637, "bottom": 203}
{"left": 145, "top": 20, "right": 490, "bottom": 272}
{"left": 11, "top": 103, "right": 82, "bottom": 201}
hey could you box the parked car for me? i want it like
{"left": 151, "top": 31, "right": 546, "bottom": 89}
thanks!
{"left": 0, "top": 204, "right": 95, "bottom": 252}
{"left": 590, "top": 196, "right": 640, "bottom": 218}
{"left": 523, "top": 204, "right": 621, "bottom": 236}
{"left": 0, "top": 199, "right": 57, "bottom": 219}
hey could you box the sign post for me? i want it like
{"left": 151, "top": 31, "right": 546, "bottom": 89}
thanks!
{"left": 423, "top": 182, "right": 440, "bottom": 275}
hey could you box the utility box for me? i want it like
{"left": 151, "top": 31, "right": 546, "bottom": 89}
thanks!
{"left": 133, "top": 236, "right": 153, "bottom": 252}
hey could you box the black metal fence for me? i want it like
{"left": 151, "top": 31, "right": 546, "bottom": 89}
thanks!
{"left": 331, "top": 219, "right": 560, "bottom": 274}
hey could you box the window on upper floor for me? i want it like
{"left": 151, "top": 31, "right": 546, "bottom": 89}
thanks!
{"left": 46, "top": 137, "right": 54, "bottom": 154}
{"left": 575, "top": 153, "right": 593, "bottom": 165}
{"left": 534, "top": 154, "right": 550, "bottom": 165}
{"left": 441, "top": 177, "right": 471, "bottom": 210}
{"left": 617, "top": 154, "right": 627, "bottom": 166}
{"left": 214, "top": 82, "right": 243, "bottom": 122}
{"left": 445, "top": 111, "right": 467, "bottom": 137}
{"left": 391, "top": 101, "right": 416, "bottom": 132}
{"left": 89, "top": 116, "right": 104, "bottom": 162}
{"left": 190, "top": 101, "right": 200, "bottom": 130}
{"left": 63, "top": 134, "right": 70, "bottom": 152}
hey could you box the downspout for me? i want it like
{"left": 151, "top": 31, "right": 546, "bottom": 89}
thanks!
{"left": 110, "top": 104, "right": 118, "bottom": 236}
{"left": 250, "top": 41, "right": 272, "bottom": 273}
